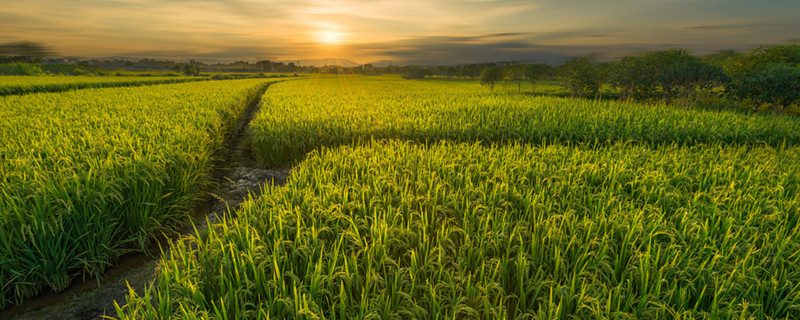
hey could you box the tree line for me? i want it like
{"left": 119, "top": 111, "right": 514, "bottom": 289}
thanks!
{"left": 2, "top": 40, "right": 797, "bottom": 113}
{"left": 473, "top": 46, "right": 800, "bottom": 115}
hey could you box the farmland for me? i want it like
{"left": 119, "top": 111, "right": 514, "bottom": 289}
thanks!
{"left": 252, "top": 76, "right": 800, "bottom": 166}
{"left": 0, "top": 79, "right": 274, "bottom": 309}
{"left": 114, "top": 76, "right": 800, "bottom": 319}
{"left": 2, "top": 0, "right": 799, "bottom": 317}
{"left": 0, "top": 75, "right": 208, "bottom": 95}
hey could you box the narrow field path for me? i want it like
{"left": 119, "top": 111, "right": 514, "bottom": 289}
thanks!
{"left": 1, "top": 82, "right": 289, "bottom": 320}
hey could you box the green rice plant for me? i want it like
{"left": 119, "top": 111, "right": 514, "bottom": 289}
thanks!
{"left": 117, "top": 140, "right": 800, "bottom": 319}
{"left": 0, "top": 75, "right": 208, "bottom": 96}
{"left": 116, "top": 75, "right": 800, "bottom": 319}
{"left": 250, "top": 75, "right": 800, "bottom": 166}
{"left": 0, "top": 79, "right": 275, "bottom": 308}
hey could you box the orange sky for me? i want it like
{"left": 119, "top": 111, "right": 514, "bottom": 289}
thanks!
{"left": 1, "top": 0, "right": 798, "bottom": 64}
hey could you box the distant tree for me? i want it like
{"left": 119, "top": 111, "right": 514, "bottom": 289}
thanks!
{"left": 402, "top": 67, "right": 430, "bottom": 80}
{"left": 749, "top": 45, "right": 800, "bottom": 65}
{"left": 524, "top": 64, "right": 551, "bottom": 96}
{"left": 589, "top": 62, "right": 612, "bottom": 101}
{"left": 609, "top": 49, "right": 725, "bottom": 107}
{"left": 358, "top": 63, "right": 377, "bottom": 75}
{"left": 703, "top": 50, "right": 741, "bottom": 73}
{"left": 256, "top": 60, "right": 274, "bottom": 72}
{"left": 180, "top": 60, "right": 200, "bottom": 76}
{"left": 729, "top": 63, "right": 800, "bottom": 115}
{"left": 271, "top": 62, "right": 286, "bottom": 72}
{"left": 726, "top": 45, "right": 800, "bottom": 113}
{"left": 645, "top": 49, "right": 690, "bottom": 102}
{"left": 479, "top": 66, "right": 502, "bottom": 91}
{"left": 0, "top": 41, "right": 54, "bottom": 63}
{"left": 558, "top": 57, "right": 600, "bottom": 99}
{"left": 665, "top": 58, "right": 727, "bottom": 109}
{"left": 502, "top": 62, "right": 524, "bottom": 93}
{"left": 445, "top": 66, "right": 457, "bottom": 79}
{"left": 610, "top": 56, "right": 655, "bottom": 103}
{"left": 646, "top": 49, "right": 727, "bottom": 107}
{"left": 460, "top": 64, "right": 483, "bottom": 80}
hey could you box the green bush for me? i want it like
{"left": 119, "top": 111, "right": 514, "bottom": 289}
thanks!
{"left": 0, "top": 63, "right": 43, "bottom": 75}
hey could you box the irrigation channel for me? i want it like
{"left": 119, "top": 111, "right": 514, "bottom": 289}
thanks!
{"left": 1, "top": 83, "right": 290, "bottom": 320}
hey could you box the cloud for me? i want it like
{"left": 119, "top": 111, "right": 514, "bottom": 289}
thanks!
{"left": 350, "top": 34, "right": 753, "bottom": 65}
{"left": 580, "top": 34, "right": 611, "bottom": 38}
{"left": 1, "top": 0, "right": 799, "bottom": 63}
{"left": 682, "top": 25, "right": 728, "bottom": 30}
{"left": 115, "top": 46, "right": 285, "bottom": 62}
{"left": 352, "top": 35, "right": 605, "bottom": 65}
{"left": 680, "top": 23, "right": 768, "bottom": 31}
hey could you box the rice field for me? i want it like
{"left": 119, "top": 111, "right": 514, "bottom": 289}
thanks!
{"left": 0, "top": 75, "right": 207, "bottom": 95}
{"left": 2, "top": 74, "right": 798, "bottom": 318}
{"left": 251, "top": 76, "right": 800, "bottom": 166}
{"left": 118, "top": 140, "right": 800, "bottom": 319}
{"left": 0, "top": 79, "right": 273, "bottom": 308}
{"left": 112, "top": 75, "right": 800, "bottom": 319}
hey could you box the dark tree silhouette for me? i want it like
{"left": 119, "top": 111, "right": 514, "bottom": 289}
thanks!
{"left": 0, "top": 41, "right": 54, "bottom": 62}
{"left": 558, "top": 58, "right": 601, "bottom": 99}
{"left": 479, "top": 66, "right": 502, "bottom": 91}
{"left": 502, "top": 62, "right": 524, "bottom": 93}
{"left": 730, "top": 63, "right": 800, "bottom": 115}
{"left": 524, "top": 64, "right": 551, "bottom": 96}
{"left": 726, "top": 45, "right": 800, "bottom": 114}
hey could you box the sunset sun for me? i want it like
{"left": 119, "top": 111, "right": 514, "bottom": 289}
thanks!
{"left": 316, "top": 30, "right": 345, "bottom": 45}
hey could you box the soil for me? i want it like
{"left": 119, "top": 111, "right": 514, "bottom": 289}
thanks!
{"left": 0, "top": 83, "right": 289, "bottom": 320}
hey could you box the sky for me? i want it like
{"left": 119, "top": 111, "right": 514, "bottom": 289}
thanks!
{"left": 1, "top": 0, "right": 799, "bottom": 65}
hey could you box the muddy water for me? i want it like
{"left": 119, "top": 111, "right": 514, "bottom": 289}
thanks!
{"left": 1, "top": 83, "right": 290, "bottom": 320}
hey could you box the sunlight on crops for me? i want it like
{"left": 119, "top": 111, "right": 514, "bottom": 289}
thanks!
{"left": 0, "top": 79, "right": 272, "bottom": 308}
{"left": 0, "top": 75, "right": 207, "bottom": 95}
{"left": 251, "top": 76, "right": 800, "bottom": 166}
{"left": 117, "top": 75, "right": 800, "bottom": 319}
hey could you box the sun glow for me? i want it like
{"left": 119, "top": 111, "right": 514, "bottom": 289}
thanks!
{"left": 316, "top": 30, "right": 346, "bottom": 45}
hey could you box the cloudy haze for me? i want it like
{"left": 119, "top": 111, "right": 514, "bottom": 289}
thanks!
{"left": 2, "top": 0, "right": 798, "bottom": 64}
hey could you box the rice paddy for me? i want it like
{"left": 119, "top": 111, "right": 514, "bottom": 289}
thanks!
{"left": 251, "top": 76, "right": 800, "bottom": 166}
{"left": 0, "top": 75, "right": 207, "bottom": 96}
{"left": 114, "top": 75, "right": 800, "bottom": 319}
{"left": 0, "top": 79, "right": 273, "bottom": 308}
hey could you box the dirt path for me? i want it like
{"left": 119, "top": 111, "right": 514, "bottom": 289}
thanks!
{"left": 1, "top": 82, "right": 289, "bottom": 320}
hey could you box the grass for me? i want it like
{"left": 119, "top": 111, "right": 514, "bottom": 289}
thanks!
{"left": 117, "top": 140, "right": 800, "bottom": 319}
{"left": 0, "top": 79, "right": 275, "bottom": 308}
{"left": 0, "top": 75, "right": 208, "bottom": 96}
{"left": 103, "top": 74, "right": 800, "bottom": 318}
{"left": 250, "top": 76, "right": 800, "bottom": 166}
